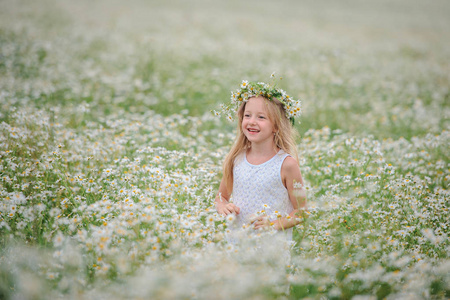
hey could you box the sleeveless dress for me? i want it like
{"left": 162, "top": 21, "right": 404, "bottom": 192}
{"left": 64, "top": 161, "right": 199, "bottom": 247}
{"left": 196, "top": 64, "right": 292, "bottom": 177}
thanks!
{"left": 229, "top": 149, "right": 294, "bottom": 242}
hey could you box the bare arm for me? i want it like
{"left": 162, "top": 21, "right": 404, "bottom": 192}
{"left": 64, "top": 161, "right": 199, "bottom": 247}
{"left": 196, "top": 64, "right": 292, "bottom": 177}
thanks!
{"left": 275, "top": 156, "right": 307, "bottom": 230}
{"left": 215, "top": 177, "right": 240, "bottom": 216}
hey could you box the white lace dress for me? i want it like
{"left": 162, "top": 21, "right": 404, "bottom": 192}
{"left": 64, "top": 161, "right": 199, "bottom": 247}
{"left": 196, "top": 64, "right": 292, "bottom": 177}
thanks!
{"left": 227, "top": 149, "right": 295, "bottom": 246}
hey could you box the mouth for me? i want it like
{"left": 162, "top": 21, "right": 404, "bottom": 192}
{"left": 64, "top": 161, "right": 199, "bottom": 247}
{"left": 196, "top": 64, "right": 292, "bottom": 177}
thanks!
{"left": 247, "top": 128, "right": 260, "bottom": 133}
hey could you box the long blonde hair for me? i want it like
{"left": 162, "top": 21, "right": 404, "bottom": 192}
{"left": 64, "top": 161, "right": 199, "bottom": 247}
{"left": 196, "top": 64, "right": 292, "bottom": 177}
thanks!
{"left": 222, "top": 96, "right": 299, "bottom": 194}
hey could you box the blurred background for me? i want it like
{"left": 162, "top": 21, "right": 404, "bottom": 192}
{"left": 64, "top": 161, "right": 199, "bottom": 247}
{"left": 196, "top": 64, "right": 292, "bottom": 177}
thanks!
{"left": 0, "top": 0, "right": 449, "bottom": 138}
{"left": 1, "top": 2, "right": 449, "bottom": 298}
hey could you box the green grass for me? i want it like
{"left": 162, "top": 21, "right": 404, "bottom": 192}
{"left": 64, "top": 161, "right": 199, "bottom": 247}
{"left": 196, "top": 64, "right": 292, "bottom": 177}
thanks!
{"left": 0, "top": 0, "right": 449, "bottom": 299}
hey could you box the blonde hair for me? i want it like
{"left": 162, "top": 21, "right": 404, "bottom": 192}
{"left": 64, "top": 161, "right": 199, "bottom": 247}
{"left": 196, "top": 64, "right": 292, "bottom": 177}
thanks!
{"left": 222, "top": 96, "right": 299, "bottom": 194}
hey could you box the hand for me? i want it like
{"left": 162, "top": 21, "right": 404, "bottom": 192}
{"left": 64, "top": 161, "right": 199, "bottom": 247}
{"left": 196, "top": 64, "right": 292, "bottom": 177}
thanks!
{"left": 216, "top": 202, "right": 240, "bottom": 217}
{"left": 251, "top": 215, "right": 271, "bottom": 230}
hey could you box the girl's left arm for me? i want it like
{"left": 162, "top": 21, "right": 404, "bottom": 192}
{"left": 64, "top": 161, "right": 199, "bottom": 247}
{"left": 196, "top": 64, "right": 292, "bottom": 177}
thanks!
{"left": 274, "top": 156, "right": 307, "bottom": 230}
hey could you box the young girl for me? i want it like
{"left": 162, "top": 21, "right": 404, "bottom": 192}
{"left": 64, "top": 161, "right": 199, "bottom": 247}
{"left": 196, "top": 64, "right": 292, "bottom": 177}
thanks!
{"left": 215, "top": 79, "right": 307, "bottom": 242}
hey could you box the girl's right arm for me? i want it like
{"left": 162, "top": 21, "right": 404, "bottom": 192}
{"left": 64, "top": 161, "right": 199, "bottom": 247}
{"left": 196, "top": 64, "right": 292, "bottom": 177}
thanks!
{"left": 215, "top": 177, "right": 240, "bottom": 216}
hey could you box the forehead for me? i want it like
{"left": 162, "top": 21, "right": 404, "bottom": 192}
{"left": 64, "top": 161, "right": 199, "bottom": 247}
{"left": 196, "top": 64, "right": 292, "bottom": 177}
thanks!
{"left": 244, "top": 96, "right": 268, "bottom": 113}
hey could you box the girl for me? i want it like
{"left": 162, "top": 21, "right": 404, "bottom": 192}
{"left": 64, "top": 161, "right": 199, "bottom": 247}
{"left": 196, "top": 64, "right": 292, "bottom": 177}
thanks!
{"left": 215, "top": 79, "right": 307, "bottom": 242}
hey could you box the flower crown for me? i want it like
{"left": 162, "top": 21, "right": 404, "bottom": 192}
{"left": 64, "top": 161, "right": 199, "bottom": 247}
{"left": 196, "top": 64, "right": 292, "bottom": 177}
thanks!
{"left": 214, "top": 75, "right": 301, "bottom": 124}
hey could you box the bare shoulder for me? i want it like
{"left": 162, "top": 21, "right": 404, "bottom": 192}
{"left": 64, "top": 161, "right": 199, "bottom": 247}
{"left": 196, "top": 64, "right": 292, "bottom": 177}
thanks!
{"left": 281, "top": 156, "right": 300, "bottom": 173}
{"left": 281, "top": 156, "right": 303, "bottom": 184}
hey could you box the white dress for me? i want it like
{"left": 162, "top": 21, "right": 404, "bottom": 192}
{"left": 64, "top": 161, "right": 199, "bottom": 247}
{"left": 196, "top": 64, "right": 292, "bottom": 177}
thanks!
{"left": 229, "top": 149, "right": 294, "bottom": 243}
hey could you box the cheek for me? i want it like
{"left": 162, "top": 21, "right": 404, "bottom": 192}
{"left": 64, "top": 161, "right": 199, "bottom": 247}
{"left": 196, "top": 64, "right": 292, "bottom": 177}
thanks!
{"left": 240, "top": 123, "right": 246, "bottom": 133}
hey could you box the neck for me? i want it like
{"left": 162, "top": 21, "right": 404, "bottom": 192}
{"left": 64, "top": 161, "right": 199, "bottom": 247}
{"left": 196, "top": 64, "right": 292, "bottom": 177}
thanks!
{"left": 248, "top": 140, "right": 278, "bottom": 156}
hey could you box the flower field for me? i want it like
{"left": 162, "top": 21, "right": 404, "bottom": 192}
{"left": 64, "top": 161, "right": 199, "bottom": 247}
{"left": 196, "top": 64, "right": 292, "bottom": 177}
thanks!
{"left": 0, "top": 0, "right": 449, "bottom": 299}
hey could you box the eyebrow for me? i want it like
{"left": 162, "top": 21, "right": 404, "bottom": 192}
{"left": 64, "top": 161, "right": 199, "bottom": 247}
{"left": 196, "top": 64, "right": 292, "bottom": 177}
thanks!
{"left": 244, "top": 111, "right": 267, "bottom": 115}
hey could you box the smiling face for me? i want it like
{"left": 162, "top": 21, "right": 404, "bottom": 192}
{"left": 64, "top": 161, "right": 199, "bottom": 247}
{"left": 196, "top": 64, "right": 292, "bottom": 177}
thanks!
{"left": 241, "top": 96, "right": 276, "bottom": 147}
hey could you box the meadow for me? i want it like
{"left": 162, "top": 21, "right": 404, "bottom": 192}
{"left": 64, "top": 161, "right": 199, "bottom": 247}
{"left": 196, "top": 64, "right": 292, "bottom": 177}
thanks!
{"left": 0, "top": 0, "right": 449, "bottom": 299}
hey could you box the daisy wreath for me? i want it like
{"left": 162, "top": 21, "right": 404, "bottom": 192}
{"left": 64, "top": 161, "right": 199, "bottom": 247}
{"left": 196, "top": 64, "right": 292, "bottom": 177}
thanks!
{"left": 214, "top": 75, "right": 302, "bottom": 125}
